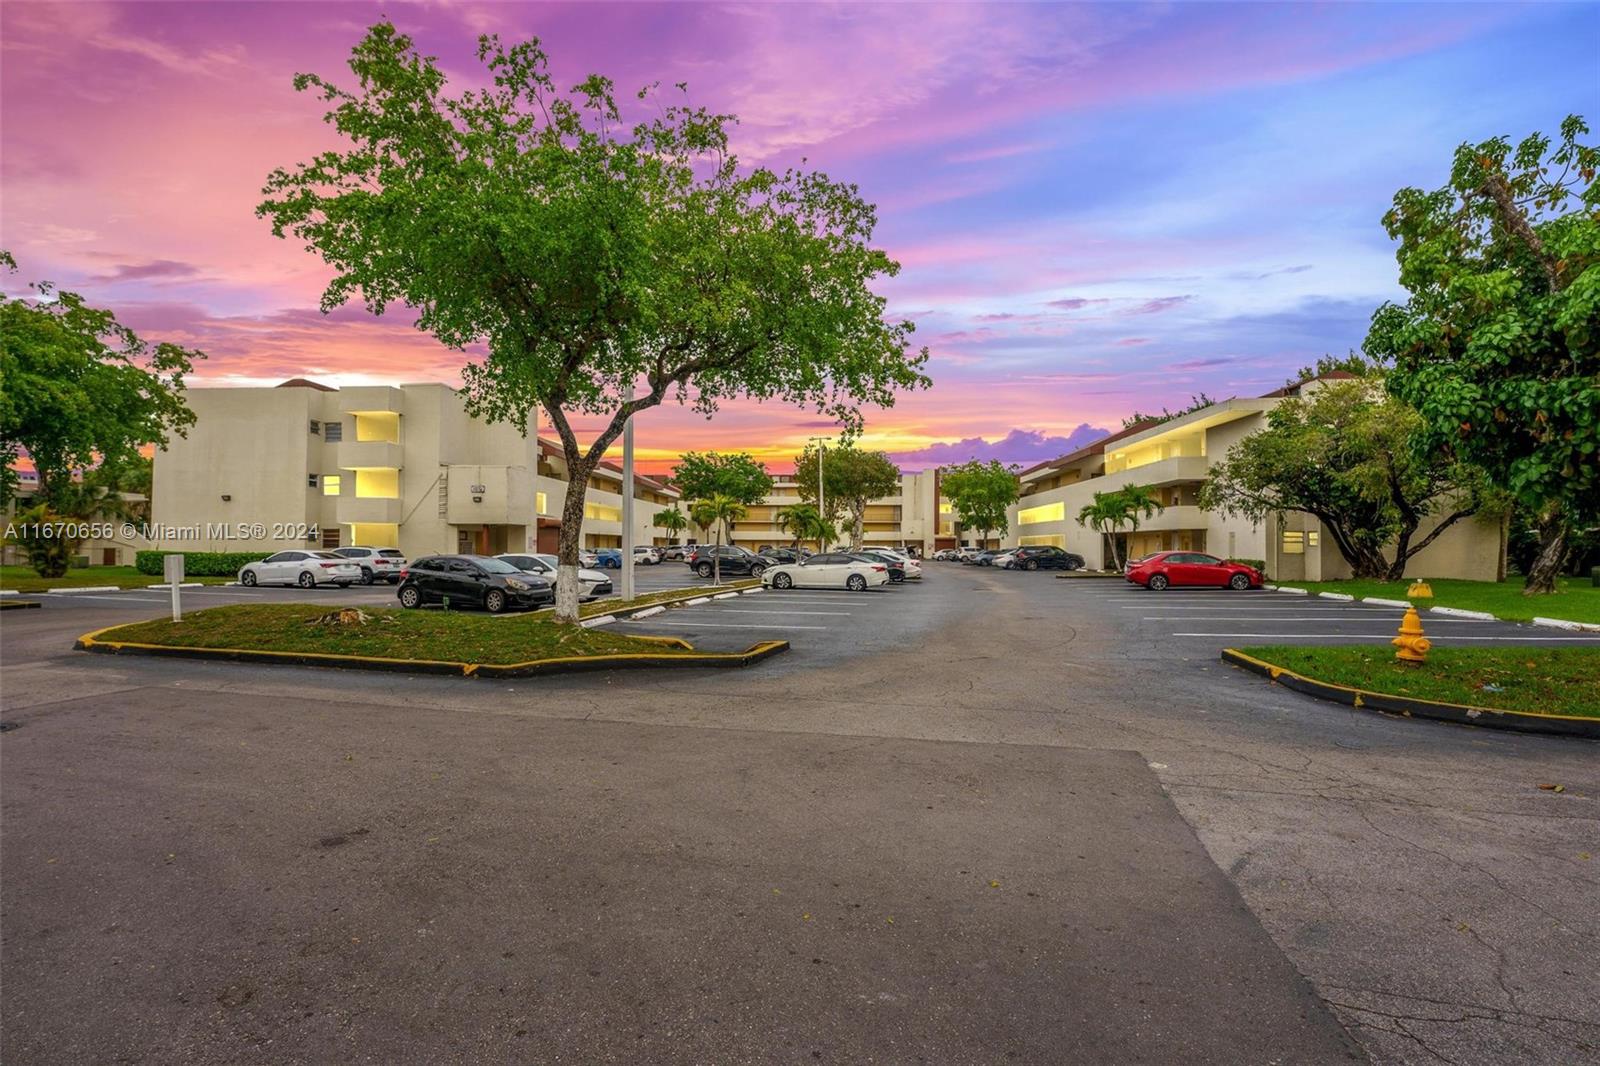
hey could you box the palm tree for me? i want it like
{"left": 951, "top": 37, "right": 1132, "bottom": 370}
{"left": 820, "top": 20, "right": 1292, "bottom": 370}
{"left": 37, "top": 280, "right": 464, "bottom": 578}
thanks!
{"left": 1076, "top": 486, "right": 1165, "bottom": 570}
{"left": 653, "top": 505, "right": 688, "bottom": 547}
{"left": 689, "top": 494, "right": 747, "bottom": 584}
{"left": 1117, "top": 484, "right": 1165, "bottom": 557}
{"left": 776, "top": 503, "right": 831, "bottom": 551}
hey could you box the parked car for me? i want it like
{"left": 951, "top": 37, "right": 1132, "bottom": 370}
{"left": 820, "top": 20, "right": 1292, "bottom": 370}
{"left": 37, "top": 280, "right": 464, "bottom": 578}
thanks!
{"left": 331, "top": 545, "right": 408, "bottom": 584}
{"left": 762, "top": 552, "right": 891, "bottom": 592}
{"left": 971, "top": 550, "right": 1007, "bottom": 567}
{"left": 397, "top": 554, "right": 553, "bottom": 613}
{"left": 495, "top": 553, "right": 613, "bottom": 600}
{"left": 594, "top": 548, "right": 623, "bottom": 569}
{"left": 660, "top": 544, "right": 689, "bottom": 561}
{"left": 857, "top": 548, "right": 922, "bottom": 581}
{"left": 633, "top": 545, "right": 662, "bottom": 565}
{"left": 991, "top": 550, "right": 1019, "bottom": 569}
{"left": 579, "top": 549, "right": 600, "bottom": 568}
{"left": 932, "top": 548, "right": 960, "bottom": 561}
{"left": 1126, "top": 551, "right": 1263, "bottom": 591}
{"left": 686, "top": 545, "right": 769, "bottom": 579}
{"left": 758, "top": 547, "right": 805, "bottom": 565}
{"left": 957, "top": 547, "right": 986, "bottom": 563}
{"left": 238, "top": 550, "right": 362, "bottom": 589}
{"left": 1008, "top": 545, "right": 1087, "bottom": 572}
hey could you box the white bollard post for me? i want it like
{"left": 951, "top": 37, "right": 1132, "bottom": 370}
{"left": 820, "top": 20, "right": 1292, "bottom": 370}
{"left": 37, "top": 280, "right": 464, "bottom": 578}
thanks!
{"left": 165, "top": 553, "right": 185, "bottom": 622}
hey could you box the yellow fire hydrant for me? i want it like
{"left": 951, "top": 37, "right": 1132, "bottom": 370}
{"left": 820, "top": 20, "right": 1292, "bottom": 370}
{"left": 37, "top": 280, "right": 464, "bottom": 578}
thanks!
{"left": 1392, "top": 606, "right": 1430, "bottom": 665}
{"left": 1407, "top": 579, "right": 1433, "bottom": 599}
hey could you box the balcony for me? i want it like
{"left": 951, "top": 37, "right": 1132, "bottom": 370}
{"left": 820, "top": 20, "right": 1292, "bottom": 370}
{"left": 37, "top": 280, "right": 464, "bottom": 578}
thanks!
{"left": 1097, "top": 456, "right": 1209, "bottom": 491}
{"left": 1131, "top": 504, "right": 1207, "bottom": 532}
{"left": 444, "top": 465, "right": 533, "bottom": 525}
{"left": 339, "top": 386, "right": 404, "bottom": 414}
{"left": 339, "top": 439, "right": 403, "bottom": 471}
{"left": 338, "top": 496, "right": 403, "bottom": 525}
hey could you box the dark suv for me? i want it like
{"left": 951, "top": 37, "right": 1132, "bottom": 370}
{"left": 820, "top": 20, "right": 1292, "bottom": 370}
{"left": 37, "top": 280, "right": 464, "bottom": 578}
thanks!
{"left": 1008, "top": 545, "right": 1086, "bottom": 571}
{"left": 396, "top": 554, "right": 553, "bottom": 613}
{"left": 686, "top": 545, "right": 768, "bottom": 579}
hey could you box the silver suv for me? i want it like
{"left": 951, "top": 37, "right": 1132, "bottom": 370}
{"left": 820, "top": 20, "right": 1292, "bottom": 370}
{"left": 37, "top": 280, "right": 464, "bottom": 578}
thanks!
{"left": 331, "top": 546, "right": 408, "bottom": 585}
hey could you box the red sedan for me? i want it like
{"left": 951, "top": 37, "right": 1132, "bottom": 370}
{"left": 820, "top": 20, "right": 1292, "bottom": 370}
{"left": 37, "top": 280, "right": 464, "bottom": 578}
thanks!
{"left": 1126, "top": 551, "right": 1263, "bottom": 591}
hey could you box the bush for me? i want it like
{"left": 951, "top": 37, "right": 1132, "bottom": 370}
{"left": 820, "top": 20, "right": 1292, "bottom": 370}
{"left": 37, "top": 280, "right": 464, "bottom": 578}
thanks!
{"left": 1228, "top": 557, "right": 1269, "bottom": 580}
{"left": 135, "top": 550, "right": 272, "bottom": 577}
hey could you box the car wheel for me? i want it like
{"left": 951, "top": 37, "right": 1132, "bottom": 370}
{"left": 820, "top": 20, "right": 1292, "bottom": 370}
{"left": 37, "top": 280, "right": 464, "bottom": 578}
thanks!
{"left": 773, "top": 573, "right": 794, "bottom": 590}
{"left": 1229, "top": 573, "right": 1251, "bottom": 590}
{"left": 297, "top": 571, "right": 315, "bottom": 589}
{"left": 399, "top": 586, "right": 421, "bottom": 609}
{"left": 750, "top": 564, "right": 766, "bottom": 578}
{"left": 485, "top": 589, "right": 507, "bottom": 614}
{"left": 1067, "top": 560, "right": 1081, "bottom": 571}
{"left": 359, "top": 567, "right": 374, "bottom": 586}
{"left": 241, "top": 570, "right": 258, "bottom": 587}
{"left": 1148, "top": 574, "right": 1169, "bottom": 591}
{"left": 696, "top": 563, "right": 713, "bottom": 578}
{"left": 1025, "top": 559, "right": 1039, "bottom": 571}
{"left": 846, "top": 574, "right": 867, "bottom": 592}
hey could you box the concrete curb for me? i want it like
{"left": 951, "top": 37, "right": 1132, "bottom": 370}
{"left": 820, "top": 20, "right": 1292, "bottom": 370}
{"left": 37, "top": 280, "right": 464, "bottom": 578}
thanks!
{"left": 1362, "top": 597, "right": 1413, "bottom": 608}
{"left": 578, "top": 615, "right": 616, "bottom": 628}
{"left": 74, "top": 624, "right": 790, "bottom": 679}
{"left": 1274, "top": 586, "right": 1309, "bottom": 596}
{"left": 45, "top": 586, "right": 121, "bottom": 595}
{"left": 149, "top": 582, "right": 204, "bottom": 590}
{"left": 1221, "top": 648, "right": 1599, "bottom": 739}
{"left": 1429, "top": 606, "right": 1496, "bottom": 620}
{"left": 0, "top": 589, "right": 18, "bottom": 597}
{"left": 1318, "top": 592, "right": 1355, "bottom": 601}
{"left": 0, "top": 599, "right": 42, "bottom": 610}
{"left": 1533, "top": 617, "right": 1600, "bottom": 632}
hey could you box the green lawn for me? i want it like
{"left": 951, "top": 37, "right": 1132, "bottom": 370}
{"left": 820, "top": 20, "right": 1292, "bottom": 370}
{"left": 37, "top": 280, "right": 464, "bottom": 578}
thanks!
{"left": 90, "top": 603, "right": 691, "bottom": 665}
{"left": 0, "top": 565, "right": 233, "bottom": 592}
{"left": 1242, "top": 645, "right": 1600, "bottom": 717}
{"left": 1269, "top": 576, "right": 1599, "bottom": 625}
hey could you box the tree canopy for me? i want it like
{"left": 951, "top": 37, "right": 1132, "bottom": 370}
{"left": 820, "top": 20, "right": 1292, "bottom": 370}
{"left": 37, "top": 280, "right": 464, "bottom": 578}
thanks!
{"left": 1366, "top": 114, "right": 1598, "bottom": 592}
{"left": 793, "top": 443, "right": 901, "bottom": 547}
{"left": 670, "top": 451, "right": 773, "bottom": 508}
{"left": 1075, "top": 485, "right": 1164, "bottom": 570}
{"left": 0, "top": 253, "right": 200, "bottom": 508}
{"left": 939, "top": 459, "right": 1019, "bottom": 544}
{"left": 257, "top": 21, "right": 928, "bottom": 620}
{"left": 1198, "top": 379, "right": 1490, "bottom": 580}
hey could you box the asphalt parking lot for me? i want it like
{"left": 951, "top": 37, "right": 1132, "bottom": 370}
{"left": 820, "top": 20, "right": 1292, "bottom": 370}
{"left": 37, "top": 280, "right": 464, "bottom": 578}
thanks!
{"left": 3, "top": 561, "right": 1596, "bottom": 1065}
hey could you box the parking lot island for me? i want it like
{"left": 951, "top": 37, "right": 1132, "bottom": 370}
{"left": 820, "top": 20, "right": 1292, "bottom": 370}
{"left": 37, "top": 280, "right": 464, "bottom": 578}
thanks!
{"left": 74, "top": 604, "right": 789, "bottom": 678}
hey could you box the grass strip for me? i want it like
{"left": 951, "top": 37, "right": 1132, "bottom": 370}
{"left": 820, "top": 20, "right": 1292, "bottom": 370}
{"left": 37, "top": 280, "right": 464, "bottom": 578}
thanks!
{"left": 1240, "top": 645, "right": 1600, "bottom": 718}
{"left": 1267, "top": 577, "right": 1598, "bottom": 625}
{"left": 95, "top": 603, "right": 692, "bottom": 665}
{"left": 0, "top": 565, "right": 233, "bottom": 592}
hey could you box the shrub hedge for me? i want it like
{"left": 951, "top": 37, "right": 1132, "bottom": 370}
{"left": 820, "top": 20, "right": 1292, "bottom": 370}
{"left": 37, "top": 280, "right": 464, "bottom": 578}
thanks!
{"left": 135, "top": 550, "right": 272, "bottom": 577}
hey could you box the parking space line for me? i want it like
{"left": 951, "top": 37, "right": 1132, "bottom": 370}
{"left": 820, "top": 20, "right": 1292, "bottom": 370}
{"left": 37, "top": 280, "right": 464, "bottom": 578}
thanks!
{"left": 687, "top": 609, "right": 853, "bottom": 616}
{"left": 621, "top": 620, "right": 827, "bottom": 630}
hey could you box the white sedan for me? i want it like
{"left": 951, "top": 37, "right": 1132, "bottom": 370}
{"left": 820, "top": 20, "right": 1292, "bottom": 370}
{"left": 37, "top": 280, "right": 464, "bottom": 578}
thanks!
{"left": 238, "top": 550, "right": 363, "bottom": 588}
{"left": 761, "top": 551, "right": 891, "bottom": 592}
{"left": 496, "top": 553, "right": 614, "bottom": 600}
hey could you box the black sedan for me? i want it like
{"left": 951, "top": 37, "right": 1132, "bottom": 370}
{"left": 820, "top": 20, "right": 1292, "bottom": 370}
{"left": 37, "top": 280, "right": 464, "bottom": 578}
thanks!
{"left": 1008, "top": 545, "right": 1087, "bottom": 571}
{"left": 686, "top": 545, "right": 768, "bottom": 579}
{"left": 396, "top": 554, "right": 554, "bottom": 613}
{"left": 758, "top": 547, "right": 806, "bottom": 565}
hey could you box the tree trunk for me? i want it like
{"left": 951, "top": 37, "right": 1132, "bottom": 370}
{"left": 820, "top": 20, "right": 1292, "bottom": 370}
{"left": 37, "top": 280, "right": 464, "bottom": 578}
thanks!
{"left": 1382, "top": 519, "right": 1418, "bottom": 581}
{"left": 713, "top": 520, "right": 723, "bottom": 586}
{"left": 1321, "top": 519, "right": 1390, "bottom": 579}
{"left": 1523, "top": 511, "right": 1568, "bottom": 595}
{"left": 553, "top": 465, "right": 592, "bottom": 623}
{"left": 850, "top": 502, "right": 865, "bottom": 550}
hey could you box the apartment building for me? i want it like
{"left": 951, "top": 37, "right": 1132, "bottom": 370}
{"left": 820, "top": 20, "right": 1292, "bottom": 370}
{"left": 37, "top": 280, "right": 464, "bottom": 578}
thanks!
{"left": 1004, "top": 376, "right": 1502, "bottom": 580}
{"left": 150, "top": 380, "right": 678, "bottom": 560}
{"left": 724, "top": 470, "right": 954, "bottom": 554}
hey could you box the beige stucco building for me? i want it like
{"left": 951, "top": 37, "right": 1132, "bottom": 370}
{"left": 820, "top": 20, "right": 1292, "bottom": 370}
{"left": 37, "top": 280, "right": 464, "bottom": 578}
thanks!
{"left": 150, "top": 380, "right": 679, "bottom": 560}
{"left": 722, "top": 470, "right": 953, "bottom": 554}
{"left": 1003, "top": 377, "right": 1503, "bottom": 579}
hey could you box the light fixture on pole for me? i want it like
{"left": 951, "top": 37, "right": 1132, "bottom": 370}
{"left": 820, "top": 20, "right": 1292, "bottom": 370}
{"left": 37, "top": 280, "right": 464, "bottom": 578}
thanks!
{"left": 621, "top": 384, "right": 635, "bottom": 601}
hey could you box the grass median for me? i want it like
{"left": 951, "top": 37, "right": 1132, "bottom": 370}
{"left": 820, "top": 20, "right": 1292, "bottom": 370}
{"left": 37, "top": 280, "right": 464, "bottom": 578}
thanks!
{"left": 1, "top": 565, "right": 233, "bottom": 593}
{"left": 1241, "top": 645, "right": 1600, "bottom": 717}
{"left": 1267, "top": 576, "right": 1598, "bottom": 625}
{"left": 94, "top": 603, "right": 692, "bottom": 665}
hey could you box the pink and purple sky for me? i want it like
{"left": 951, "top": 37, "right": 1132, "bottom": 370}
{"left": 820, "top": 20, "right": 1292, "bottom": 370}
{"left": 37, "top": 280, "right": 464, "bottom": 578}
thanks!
{"left": 3, "top": 2, "right": 1595, "bottom": 473}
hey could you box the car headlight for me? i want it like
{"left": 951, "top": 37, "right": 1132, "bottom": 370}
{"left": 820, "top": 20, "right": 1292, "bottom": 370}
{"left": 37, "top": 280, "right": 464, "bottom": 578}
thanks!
{"left": 505, "top": 578, "right": 530, "bottom": 591}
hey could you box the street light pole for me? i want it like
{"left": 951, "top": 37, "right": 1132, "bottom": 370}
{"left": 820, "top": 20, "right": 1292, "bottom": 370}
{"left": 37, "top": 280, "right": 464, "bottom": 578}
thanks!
{"left": 621, "top": 384, "right": 635, "bottom": 601}
{"left": 807, "top": 435, "right": 829, "bottom": 551}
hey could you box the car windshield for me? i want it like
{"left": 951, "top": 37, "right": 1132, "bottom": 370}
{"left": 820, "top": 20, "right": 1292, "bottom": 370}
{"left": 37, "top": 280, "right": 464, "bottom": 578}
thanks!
{"left": 475, "top": 557, "right": 521, "bottom": 575}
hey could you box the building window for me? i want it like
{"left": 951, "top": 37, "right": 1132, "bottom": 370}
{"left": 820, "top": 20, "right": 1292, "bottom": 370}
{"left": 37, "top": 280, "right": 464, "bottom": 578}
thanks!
{"left": 1019, "top": 535, "right": 1066, "bottom": 548}
{"left": 322, "top": 475, "right": 342, "bottom": 496}
{"left": 1018, "top": 501, "right": 1066, "bottom": 525}
{"left": 323, "top": 421, "right": 344, "bottom": 442}
{"left": 308, "top": 474, "right": 318, "bottom": 488}
{"left": 1307, "top": 531, "right": 1320, "bottom": 548}
{"left": 309, "top": 420, "right": 321, "bottom": 435}
{"left": 536, "top": 492, "right": 548, "bottom": 515}
{"left": 584, "top": 501, "right": 622, "bottom": 523}
{"left": 1281, "top": 530, "right": 1305, "bottom": 554}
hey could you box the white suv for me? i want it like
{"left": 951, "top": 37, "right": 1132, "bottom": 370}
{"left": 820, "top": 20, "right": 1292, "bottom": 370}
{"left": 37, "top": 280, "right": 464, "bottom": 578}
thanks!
{"left": 332, "top": 546, "right": 408, "bottom": 584}
{"left": 633, "top": 545, "right": 662, "bottom": 565}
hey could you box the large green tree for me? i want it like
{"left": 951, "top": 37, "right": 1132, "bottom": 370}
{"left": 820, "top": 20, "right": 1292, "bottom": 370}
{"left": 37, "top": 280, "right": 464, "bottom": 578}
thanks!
{"left": 258, "top": 23, "right": 929, "bottom": 621}
{"left": 1199, "top": 379, "right": 1490, "bottom": 580}
{"left": 939, "top": 459, "right": 1020, "bottom": 548}
{"left": 0, "top": 253, "right": 200, "bottom": 509}
{"left": 793, "top": 443, "right": 901, "bottom": 548}
{"left": 671, "top": 452, "right": 773, "bottom": 508}
{"left": 1367, "top": 115, "right": 1598, "bottom": 593}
